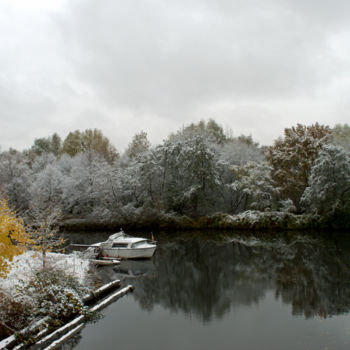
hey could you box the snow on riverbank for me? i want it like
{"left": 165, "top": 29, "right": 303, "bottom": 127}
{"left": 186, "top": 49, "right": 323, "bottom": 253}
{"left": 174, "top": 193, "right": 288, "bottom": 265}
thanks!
{"left": 0, "top": 251, "right": 90, "bottom": 293}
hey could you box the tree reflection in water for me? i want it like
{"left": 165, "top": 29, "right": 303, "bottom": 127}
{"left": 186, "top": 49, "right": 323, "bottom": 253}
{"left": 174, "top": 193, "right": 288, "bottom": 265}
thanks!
{"left": 107, "top": 232, "right": 350, "bottom": 322}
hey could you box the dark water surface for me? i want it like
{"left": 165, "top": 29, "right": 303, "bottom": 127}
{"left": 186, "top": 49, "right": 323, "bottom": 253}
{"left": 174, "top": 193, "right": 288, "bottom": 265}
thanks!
{"left": 65, "top": 231, "right": 350, "bottom": 350}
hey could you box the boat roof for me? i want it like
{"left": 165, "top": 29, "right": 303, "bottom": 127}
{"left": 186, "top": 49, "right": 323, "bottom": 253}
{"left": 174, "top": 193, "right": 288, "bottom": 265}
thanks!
{"left": 115, "top": 237, "right": 145, "bottom": 243}
{"left": 108, "top": 231, "right": 147, "bottom": 244}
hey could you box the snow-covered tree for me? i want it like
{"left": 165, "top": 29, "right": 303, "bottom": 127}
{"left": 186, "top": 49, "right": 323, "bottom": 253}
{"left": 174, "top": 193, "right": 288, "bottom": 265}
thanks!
{"left": 62, "top": 130, "right": 83, "bottom": 157}
{"left": 230, "top": 162, "right": 278, "bottom": 212}
{"left": 267, "top": 123, "right": 331, "bottom": 209}
{"left": 62, "top": 129, "right": 118, "bottom": 162}
{"left": 211, "top": 137, "right": 264, "bottom": 213}
{"left": 59, "top": 153, "right": 100, "bottom": 215}
{"left": 135, "top": 147, "right": 164, "bottom": 208}
{"left": 29, "top": 163, "right": 63, "bottom": 212}
{"left": 0, "top": 149, "right": 32, "bottom": 211}
{"left": 90, "top": 160, "right": 121, "bottom": 218}
{"left": 301, "top": 144, "right": 350, "bottom": 216}
{"left": 168, "top": 119, "right": 227, "bottom": 145}
{"left": 125, "top": 131, "right": 151, "bottom": 159}
{"left": 329, "top": 124, "right": 350, "bottom": 151}
{"left": 30, "top": 133, "right": 62, "bottom": 157}
{"left": 30, "top": 153, "right": 56, "bottom": 174}
{"left": 161, "top": 137, "right": 221, "bottom": 215}
{"left": 27, "top": 205, "right": 64, "bottom": 268}
{"left": 215, "top": 138, "right": 264, "bottom": 166}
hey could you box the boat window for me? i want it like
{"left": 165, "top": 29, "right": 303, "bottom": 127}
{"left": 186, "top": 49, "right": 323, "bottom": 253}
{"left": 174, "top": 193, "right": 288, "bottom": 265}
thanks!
{"left": 112, "top": 243, "right": 128, "bottom": 248}
{"left": 131, "top": 241, "right": 147, "bottom": 248}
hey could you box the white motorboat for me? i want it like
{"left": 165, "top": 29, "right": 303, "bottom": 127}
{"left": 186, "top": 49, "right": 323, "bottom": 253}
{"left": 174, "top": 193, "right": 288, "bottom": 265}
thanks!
{"left": 97, "top": 231, "right": 157, "bottom": 259}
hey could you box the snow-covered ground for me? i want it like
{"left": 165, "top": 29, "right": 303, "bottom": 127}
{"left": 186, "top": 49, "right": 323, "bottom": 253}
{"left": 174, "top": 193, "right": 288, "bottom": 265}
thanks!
{"left": 0, "top": 251, "right": 90, "bottom": 294}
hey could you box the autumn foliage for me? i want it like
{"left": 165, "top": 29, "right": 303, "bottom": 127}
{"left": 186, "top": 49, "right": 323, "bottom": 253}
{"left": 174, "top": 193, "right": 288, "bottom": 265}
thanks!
{"left": 267, "top": 123, "right": 331, "bottom": 209}
{"left": 0, "top": 196, "right": 31, "bottom": 277}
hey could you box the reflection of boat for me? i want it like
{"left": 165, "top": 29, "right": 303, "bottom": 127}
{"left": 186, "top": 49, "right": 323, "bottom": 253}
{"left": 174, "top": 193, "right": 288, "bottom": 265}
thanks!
{"left": 97, "top": 231, "right": 157, "bottom": 259}
{"left": 113, "top": 259, "right": 156, "bottom": 277}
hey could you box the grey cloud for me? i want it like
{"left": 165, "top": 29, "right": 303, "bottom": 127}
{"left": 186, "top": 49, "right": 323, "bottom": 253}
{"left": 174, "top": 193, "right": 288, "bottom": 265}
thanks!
{"left": 58, "top": 0, "right": 343, "bottom": 117}
{"left": 1, "top": 0, "right": 349, "bottom": 151}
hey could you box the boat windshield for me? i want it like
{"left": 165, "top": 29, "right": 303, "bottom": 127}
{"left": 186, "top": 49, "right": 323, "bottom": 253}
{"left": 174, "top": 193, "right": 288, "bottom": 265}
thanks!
{"left": 131, "top": 240, "right": 148, "bottom": 248}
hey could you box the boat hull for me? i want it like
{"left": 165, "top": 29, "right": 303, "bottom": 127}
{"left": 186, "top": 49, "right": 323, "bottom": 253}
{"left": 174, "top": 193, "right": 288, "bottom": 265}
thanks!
{"left": 101, "top": 246, "right": 156, "bottom": 259}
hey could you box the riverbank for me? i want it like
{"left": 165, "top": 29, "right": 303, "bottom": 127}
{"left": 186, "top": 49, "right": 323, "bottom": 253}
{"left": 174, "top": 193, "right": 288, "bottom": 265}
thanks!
{"left": 0, "top": 252, "right": 91, "bottom": 345}
{"left": 0, "top": 279, "right": 133, "bottom": 349}
{"left": 0, "top": 249, "right": 135, "bottom": 349}
{"left": 59, "top": 210, "right": 350, "bottom": 232}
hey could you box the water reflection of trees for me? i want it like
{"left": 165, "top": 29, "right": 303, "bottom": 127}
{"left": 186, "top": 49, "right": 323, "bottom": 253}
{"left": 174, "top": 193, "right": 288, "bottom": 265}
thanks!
{"left": 123, "top": 234, "right": 350, "bottom": 321}
{"left": 273, "top": 237, "right": 350, "bottom": 318}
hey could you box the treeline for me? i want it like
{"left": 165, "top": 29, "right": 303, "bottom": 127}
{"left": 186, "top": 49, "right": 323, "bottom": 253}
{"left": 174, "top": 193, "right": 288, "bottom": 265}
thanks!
{"left": 1, "top": 120, "right": 350, "bottom": 230}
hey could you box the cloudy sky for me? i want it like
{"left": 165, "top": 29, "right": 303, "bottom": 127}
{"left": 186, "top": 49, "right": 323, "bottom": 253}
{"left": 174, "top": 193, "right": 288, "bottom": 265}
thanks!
{"left": 1, "top": 0, "right": 349, "bottom": 152}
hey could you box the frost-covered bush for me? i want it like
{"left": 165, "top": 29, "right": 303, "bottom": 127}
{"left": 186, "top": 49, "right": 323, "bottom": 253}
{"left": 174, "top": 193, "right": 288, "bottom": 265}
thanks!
{"left": 17, "top": 267, "right": 89, "bottom": 323}
{"left": 0, "top": 289, "right": 31, "bottom": 333}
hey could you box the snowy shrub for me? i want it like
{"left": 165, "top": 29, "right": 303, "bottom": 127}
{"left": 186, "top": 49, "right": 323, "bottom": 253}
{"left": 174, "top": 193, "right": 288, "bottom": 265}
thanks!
{"left": 0, "top": 289, "right": 32, "bottom": 333}
{"left": 17, "top": 267, "right": 90, "bottom": 324}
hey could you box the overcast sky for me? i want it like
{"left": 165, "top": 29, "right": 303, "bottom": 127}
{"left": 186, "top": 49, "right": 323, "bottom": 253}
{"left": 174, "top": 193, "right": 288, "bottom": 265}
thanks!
{"left": 1, "top": 0, "right": 349, "bottom": 152}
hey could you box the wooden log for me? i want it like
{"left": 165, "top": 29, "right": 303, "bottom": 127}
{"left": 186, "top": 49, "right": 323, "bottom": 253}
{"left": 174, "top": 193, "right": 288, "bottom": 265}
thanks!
{"left": 32, "top": 315, "right": 85, "bottom": 350}
{"left": 0, "top": 317, "right": 49, "bottom": 350}
{"left": 90, "top": 285, "right": 134, "bottom": 313}
{"left": 82, "top": 279, "right": 120, "bottom": 303}
{"left": 43, "top": 323, "right": 84, "bottom": 350}
{"left": 12, "top": 327, "right": 51, "bottom": 350}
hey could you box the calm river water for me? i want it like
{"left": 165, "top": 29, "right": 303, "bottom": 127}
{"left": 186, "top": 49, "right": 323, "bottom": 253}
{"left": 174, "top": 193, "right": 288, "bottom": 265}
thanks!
{"left": 64, "top": 231, "right": 350, "bottom": 350}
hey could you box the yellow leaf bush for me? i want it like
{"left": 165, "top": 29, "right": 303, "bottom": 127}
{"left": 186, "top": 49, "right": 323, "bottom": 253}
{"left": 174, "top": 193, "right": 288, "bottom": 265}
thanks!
{"left": 0, "top": 197, "right": 32, "bottom": 278}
